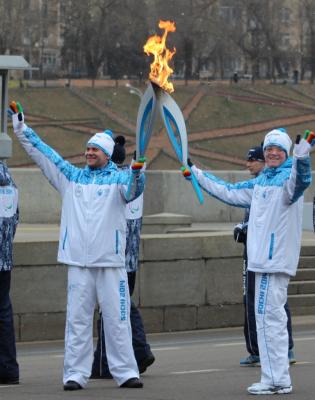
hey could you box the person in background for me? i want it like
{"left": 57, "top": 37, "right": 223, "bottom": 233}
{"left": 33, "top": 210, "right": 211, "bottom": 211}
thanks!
{"left": 0, "top": 162, "right": 19, "bottom": 385}
{"left": 91, "top": 136, "right": 155, "bottom": 379}
{"left": 234, "top": 146, "right": 295, "bottom": 367}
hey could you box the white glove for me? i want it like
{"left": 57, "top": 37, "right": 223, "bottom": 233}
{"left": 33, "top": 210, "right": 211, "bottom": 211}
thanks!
{"left": 11, "top": 112, "right": 26, "bottom": 134}
{"left": 293, "top": 139, "right": 311, "bottom": 159}
{"left": 8, "top": 102, "right": 26, "bottom": 134}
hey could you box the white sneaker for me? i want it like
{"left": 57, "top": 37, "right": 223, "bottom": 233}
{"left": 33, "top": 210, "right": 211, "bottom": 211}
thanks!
{"left": 247, "top": 382, "right": 293, "bottom": 395}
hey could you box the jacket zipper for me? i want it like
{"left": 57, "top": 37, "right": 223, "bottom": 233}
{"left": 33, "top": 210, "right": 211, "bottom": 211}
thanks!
{"left": 85, "top": 173, "right": 96, "bottom": 266}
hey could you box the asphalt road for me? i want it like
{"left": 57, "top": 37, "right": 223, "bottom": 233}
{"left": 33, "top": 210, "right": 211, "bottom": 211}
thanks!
{"left": 1, "top": 317, "right": 315, "bottom": 400}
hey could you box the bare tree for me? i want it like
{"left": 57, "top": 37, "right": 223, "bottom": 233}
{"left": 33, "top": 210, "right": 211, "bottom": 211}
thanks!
{"left": 151, "top": 0, "right": 220, "bottom": 80}
{"left": 225, "top": 0, "right": 290, "bottom": 80}
{"left": 0, "top": 0, "right": 23, "bottom": 54}
{"left": 300, "top": 0, "right": 315, "bottom": 83}
{"left": 62, "top": 0, "right": 119, "bottom": 78}
{"left": 61, "top": 0, "right": 148, "bottom": 79}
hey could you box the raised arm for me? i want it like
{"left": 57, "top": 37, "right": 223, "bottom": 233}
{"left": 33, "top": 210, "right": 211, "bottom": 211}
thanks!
{"left": 190, "top": 164, "right": 254, "bottom": 208}
{"left": 8, "top": 102, "right": 77, "bottom": 196}
{"left": 120, "top": 157, "right": 145, "bottom": 203}
{"left": 284, "top": 132, "right": 313, "bottom": 204}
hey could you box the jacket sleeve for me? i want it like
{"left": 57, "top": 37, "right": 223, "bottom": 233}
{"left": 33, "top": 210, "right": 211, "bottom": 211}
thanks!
{"left": 284, "top": 145, "right": 312, "bottom": 204}
{"left": 119, "top": 170, "right": 145, "bottom": 203}
{"left": 14, "top": 125, "right": 77, "bottom": 196}
{"left": 191, "top": 165, "right": 254, "bottom": 208}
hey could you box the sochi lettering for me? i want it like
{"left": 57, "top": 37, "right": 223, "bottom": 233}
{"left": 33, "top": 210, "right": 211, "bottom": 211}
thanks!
{"left": 119, "top": 280, "right": 126, "bottom": 321}
{"left": 258, "top": 273, "right": 268, "bottom": 315}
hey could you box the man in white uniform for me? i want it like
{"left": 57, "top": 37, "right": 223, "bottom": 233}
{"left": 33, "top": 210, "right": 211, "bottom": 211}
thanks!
{"left": 185, "top": 128, "right": 313, "bottom": 395}
{"left": 9, "top": 102, "right": 145, "bottom": 390}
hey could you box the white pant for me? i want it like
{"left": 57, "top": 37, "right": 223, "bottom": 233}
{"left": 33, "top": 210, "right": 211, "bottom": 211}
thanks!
{"left": 63, "top": 266, "right": 139, "bottom": 387}
{"left": 255, "top": 272, "right": 291, "bottom": 387}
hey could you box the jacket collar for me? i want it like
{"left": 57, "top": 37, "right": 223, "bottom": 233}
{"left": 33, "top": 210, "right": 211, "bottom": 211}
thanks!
{"left": 84, "top": 160, "right": 118, "bottom": 176}
{"left": 263, "top": 157, "right": 292, "bottom": 178}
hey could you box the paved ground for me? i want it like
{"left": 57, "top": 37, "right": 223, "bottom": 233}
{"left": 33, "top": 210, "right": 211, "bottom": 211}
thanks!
{"left": 1, "top": 316, "right": 315, "bottom": 400}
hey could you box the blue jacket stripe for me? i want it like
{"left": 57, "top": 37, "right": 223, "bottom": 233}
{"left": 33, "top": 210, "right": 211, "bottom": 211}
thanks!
{"left": 62, "top": 228, "right": 68, "bottom": 250}
{"left": 268, "top": 233, "right": 275, "bottom": 260}
{"left": 115, "top": 230, "right": 119, "bottom": 254}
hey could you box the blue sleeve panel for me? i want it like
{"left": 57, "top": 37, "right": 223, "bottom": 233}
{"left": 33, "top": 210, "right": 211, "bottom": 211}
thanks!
{"left": 290, "top": 157, "right": 312, "bottom": 204}
{"left": 121, "top": 170, "right": 145, "bottom": 203}
{"left": 24, "top": 126, "right": 77, "bottom": 182}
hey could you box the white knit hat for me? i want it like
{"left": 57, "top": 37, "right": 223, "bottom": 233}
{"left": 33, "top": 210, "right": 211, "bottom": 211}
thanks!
{"left": 87, "top": 130, "right": 114, "bottom": 157}
{"left": 263, "top": 128, "right": 292, "bottom": 156}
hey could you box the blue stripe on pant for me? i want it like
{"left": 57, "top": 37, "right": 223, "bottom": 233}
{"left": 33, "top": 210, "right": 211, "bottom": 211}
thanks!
{"left": 243, "top": 258, "right": 293, "bottom": 355}
{"left": 92, "top": 271, "right": 152, "bottom": 377}
{"left": 255, "top": 272, "right": 291, "bottom": 387}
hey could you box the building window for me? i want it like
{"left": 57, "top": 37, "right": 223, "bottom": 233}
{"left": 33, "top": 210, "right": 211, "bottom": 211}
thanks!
{"left": 219, "top": 6, "right": 241, "bottom": 25}
{"left": 280, "top": 33, "right": 291, "bottom": 48}
{"left": 279, "top": 7, "right": 291, "bottom": 23}
{"left": 43, "top": 53, "right": 56, "bottom": 66}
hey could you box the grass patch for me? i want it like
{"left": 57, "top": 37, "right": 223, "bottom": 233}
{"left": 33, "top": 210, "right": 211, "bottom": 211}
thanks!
{"left": 187, "top": 93, "right": 303, "bottom": 132}
{"left": 6, "top": 83, "right": 315, "bottom": 169}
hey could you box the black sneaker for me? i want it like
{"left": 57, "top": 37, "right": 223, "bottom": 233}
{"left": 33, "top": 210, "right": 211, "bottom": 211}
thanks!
{"left": 138, "top": 353, "right": 155, "bottom": 374}
{"left": 120, "top": 377, "right": 143, "bottom": 388}
{"left": 63, "top": 380, "right": 82, "bottom": 391}
{"left": 0, "top": 377, "right": 19, "bottom": 385}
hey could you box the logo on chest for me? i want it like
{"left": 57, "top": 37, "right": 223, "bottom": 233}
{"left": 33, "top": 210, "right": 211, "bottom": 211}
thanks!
{"left": 254, "top": 187, "right": 271, "bottom": 201}
{"left": 75, "top": 185, "right": 83, "bottom": 197}
{"left": 97, "top": 188, "right": 110, "bottom": 197}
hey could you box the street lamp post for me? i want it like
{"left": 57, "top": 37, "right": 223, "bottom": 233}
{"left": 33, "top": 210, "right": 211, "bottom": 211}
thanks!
{"left": 125, "top": 83, "right": 143, "bottom": 99}
{"left": 0, "top": 56, "right": 33, "bottom": 159}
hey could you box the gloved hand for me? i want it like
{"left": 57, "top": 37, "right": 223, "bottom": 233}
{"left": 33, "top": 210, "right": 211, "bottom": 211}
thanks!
{"left": 7, "top": 101, "right": 25, "bottom": 133}
{"left": 294, "top": 130, "right": 315, "bottom": 158}
{"left": 303, "top": 130, "right": 315, "bottom": 146}
{"left": 233, "top": 222, "right": 247, "bottom": 243}
{"left": 131, "top": 155, "right": 146, "bottom": 174}
{"left": 181, "top": 166, "right": 192, "bottom": 181}
{"left": 181, "top": 158, "right": 194, "bottom": 180}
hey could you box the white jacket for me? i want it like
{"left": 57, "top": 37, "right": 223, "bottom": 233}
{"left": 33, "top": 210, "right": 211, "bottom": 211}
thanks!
{"left": 15, "top": 125, "right": 145, "bottom": 268}
{"left": 192, "top": 153, "right": 311, "bottom": 276}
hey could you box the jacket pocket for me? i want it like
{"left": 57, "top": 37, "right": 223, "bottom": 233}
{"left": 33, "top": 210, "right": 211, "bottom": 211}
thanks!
{"left": 268, "top": 233, "right": 275, "bottom": 260}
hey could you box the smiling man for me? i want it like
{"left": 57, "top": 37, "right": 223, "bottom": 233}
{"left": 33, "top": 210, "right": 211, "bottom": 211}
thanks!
{"left": 85, "top": 131, "right": 113, "bottom": 169}
{"left": 235, "top": 145, "right": 295, "bottom": 369}
{"left": 185, "top": 128, "right": 313, "bottom": 395}
{"left": 8, "top": 102, "right": 145, "bottom": 391}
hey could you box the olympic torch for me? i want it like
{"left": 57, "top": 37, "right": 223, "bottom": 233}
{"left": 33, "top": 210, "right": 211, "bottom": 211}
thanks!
{"left": 134, "top": 20, "right": 204, "bottom": 204}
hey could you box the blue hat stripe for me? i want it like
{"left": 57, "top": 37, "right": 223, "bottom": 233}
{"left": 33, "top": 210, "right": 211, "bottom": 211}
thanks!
{"left": 264, "top": 141, "right": 288, "bottom": 154}
{"left": 87, "top": 142, "right": 111, "bottom": 156}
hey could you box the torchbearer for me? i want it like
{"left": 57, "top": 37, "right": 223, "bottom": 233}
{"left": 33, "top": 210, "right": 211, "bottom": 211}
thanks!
{"left": 183, "top": 128, "right": 314, "bottom": 395}
{"left": 8, "top": 101, "right": 145, "bottom": 390}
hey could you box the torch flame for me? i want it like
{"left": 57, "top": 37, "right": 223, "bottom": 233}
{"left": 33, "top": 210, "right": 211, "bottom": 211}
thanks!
{"left": 144, "top": 20, "right": 176, "bottom": 93}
